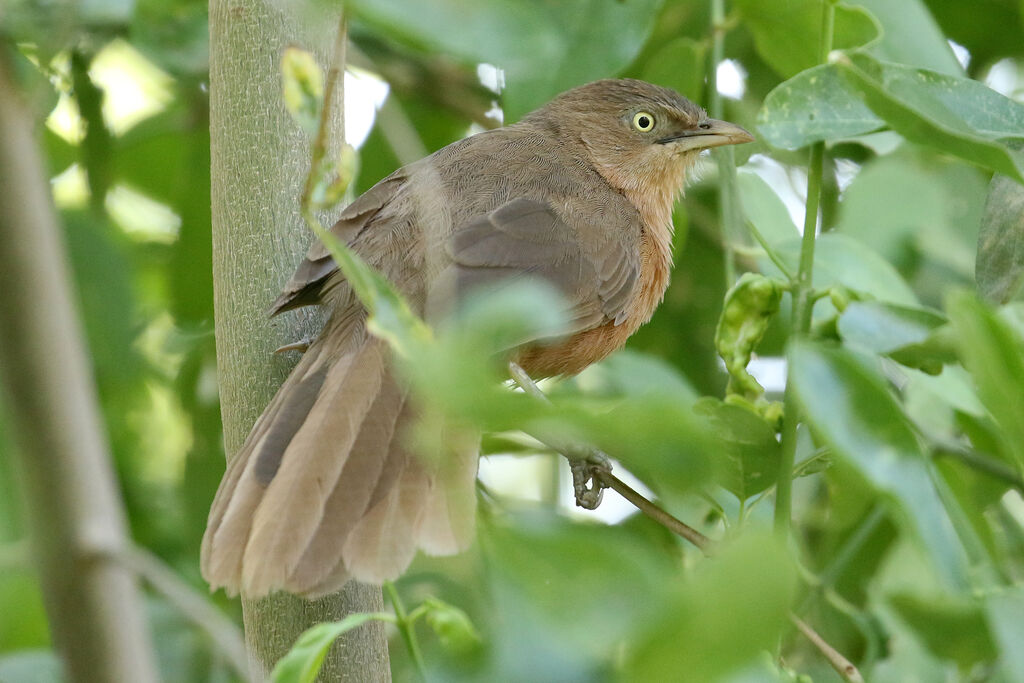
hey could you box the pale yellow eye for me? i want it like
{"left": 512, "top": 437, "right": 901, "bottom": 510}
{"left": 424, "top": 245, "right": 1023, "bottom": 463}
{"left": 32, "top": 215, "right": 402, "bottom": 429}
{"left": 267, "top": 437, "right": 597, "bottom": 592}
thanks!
{"left": 632, "top": 111, "right": 655, "bottom": 132}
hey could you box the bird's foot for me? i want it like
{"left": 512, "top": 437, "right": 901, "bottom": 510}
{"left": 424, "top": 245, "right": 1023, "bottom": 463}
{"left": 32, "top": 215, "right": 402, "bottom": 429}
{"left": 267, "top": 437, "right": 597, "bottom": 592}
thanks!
{"left": 569, "top": 450, "right": 612, "bottom": 510}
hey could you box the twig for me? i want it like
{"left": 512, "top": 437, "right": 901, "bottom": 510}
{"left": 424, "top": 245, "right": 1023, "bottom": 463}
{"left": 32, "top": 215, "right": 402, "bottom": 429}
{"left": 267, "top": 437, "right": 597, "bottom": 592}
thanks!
{"left": 116, "top": 545, "right": 251, "bottom": 681}
{"left": 508, "top": 362, "right": 710, "bottom": 551}
{"left": 790, "top": 615, "right": 864, "bottom": 683}
{"left": 384, "top": 582, "right": 427, "bottom": 681}
{"left": 745, "top": 218, "right": 796, "bottom": 281}
{"left": 300, "top": 12, "right": 348, "bottom": 208}
{"left": 596, "top": 470, "right": 711, "bottom": 551}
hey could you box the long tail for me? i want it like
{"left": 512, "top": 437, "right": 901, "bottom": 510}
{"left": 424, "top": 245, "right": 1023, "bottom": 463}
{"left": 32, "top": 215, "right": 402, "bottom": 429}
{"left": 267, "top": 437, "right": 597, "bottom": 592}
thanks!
{"left": 200, "top": 318, "right": 478, "bottom": 598}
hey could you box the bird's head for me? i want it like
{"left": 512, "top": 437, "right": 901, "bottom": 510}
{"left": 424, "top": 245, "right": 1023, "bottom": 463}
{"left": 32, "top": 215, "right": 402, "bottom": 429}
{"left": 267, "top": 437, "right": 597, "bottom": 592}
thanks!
{"left": 529, "top": 79, "right": 754, "bottom": 229}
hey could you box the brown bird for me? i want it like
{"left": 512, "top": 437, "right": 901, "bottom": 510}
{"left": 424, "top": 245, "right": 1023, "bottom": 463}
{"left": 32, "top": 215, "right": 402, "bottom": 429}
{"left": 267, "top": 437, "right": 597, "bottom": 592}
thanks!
{"left": 201, "top": 78, "right": 753, "bottom": 598}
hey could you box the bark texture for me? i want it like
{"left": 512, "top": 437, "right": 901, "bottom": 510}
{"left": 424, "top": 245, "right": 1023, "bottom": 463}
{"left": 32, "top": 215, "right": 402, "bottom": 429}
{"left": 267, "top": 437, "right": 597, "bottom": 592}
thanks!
{"left": 0, "top": 54, "right": 159, "bottom": 683}
{"left": 208, "top": 1, "right": 389, "bottom": 680}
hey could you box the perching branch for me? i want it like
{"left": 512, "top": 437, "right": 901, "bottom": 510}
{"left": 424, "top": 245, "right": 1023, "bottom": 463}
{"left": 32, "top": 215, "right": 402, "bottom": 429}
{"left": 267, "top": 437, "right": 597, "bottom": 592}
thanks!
{"left": 507, "top": 361, "right": 863, "bottom": 683}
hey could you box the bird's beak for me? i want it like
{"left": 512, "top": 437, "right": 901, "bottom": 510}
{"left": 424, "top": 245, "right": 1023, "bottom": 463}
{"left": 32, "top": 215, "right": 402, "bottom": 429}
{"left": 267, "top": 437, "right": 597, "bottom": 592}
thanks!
{"left": 657, "top": 118, "right": 755, "bottom": 151}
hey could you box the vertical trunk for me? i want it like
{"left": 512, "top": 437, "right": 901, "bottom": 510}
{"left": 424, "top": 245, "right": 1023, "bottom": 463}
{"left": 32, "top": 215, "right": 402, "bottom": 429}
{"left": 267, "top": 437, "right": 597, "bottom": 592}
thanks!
{"left": 207, "top": 1, "right": 390, "bottom": 680}
{"left": 0, "top": 53, "right": 159, "bottom": 683}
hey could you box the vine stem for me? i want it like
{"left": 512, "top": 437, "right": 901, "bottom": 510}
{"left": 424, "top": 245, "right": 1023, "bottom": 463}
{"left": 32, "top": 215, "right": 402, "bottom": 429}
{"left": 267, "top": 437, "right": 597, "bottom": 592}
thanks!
{"left": 384, "top": 582, "right": 427, "bottom": 681}
{"left": 774, "top": 0, "right": 834, "bottom": 537}
{"left": 710, "top": 0, "right": 740, "bottom": 288}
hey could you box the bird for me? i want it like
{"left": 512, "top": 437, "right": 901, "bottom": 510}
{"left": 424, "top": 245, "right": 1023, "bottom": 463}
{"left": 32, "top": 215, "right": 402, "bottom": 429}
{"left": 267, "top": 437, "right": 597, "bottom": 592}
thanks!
{"left": 201, "top": 78, "right": 754, "bottom": 598}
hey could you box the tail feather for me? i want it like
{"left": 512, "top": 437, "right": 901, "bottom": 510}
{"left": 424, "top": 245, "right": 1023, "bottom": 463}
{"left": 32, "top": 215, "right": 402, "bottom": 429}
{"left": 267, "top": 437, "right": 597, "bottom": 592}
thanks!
{"left": 241, "top": 337, "right": 386, "bottom": 596}
{"left": 286, "top": 374, "right": 407, "bottom": 592}
{"left": 201, "top": 318, "right": 480, "bottom": 598}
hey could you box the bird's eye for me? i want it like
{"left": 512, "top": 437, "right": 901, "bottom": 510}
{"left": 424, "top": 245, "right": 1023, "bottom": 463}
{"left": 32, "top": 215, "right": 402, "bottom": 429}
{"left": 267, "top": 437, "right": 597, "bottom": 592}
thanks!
{"left": 632, "top": 112, "right": 655, "bottom": 132}
{"left": 699, "top": 122, "right": 712, "bottom": 130}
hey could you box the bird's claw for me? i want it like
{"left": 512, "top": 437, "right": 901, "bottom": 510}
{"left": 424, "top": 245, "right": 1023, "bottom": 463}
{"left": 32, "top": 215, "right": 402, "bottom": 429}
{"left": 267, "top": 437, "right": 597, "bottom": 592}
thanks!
{"left": 274, "top": 337, "right": 313, "bottom": 354}
{"left": 570, "top": 451, "right": 612, "bottom": 510}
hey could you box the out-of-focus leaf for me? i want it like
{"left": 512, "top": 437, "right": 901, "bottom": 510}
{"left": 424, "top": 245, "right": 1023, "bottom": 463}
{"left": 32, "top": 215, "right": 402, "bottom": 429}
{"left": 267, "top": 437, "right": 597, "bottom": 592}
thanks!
{"left": 889, "top": 592, "right": 996, "bottom": 668}
{"left": 946, "top": 291, "right": 1024, "bottom": 470}
{"left": 850, "top": 0, "right": 964, "bottom": 76}
{"left": 736, "top": 0, "right": 880, "bottom": 78}
{"left": 570, "top": 350, "right": 698, "bottom": 403}
{"left": 977, "top": 173, "right": 1024, "bottom": 303}
{"left": 985, "top": 587, "right": 1024, "bottom": 682}
{"left": 642, "top": 37, "right": 706, "bottom": 103}
{"left": 923, "top": 0, "right": 1024, "bottom": 69}
{"left": 270, "top": 613, "right": 393, "bottom": 683}
{"left": 838, "top": 301, "right": 946, "bottom": 355}
{"left": 419, "top": 597, "right": 482, "bottom": 653}
{"left": 837, "top": 53, "right": 1024, "bottom": 182}
{"left": 625, "top": 532, "right": 795, "bottom": 681}
{"left": 346, "top": 0, "right": 662, "bottom": 120}
{"left": 484, "top": 512, "right": 678, "bottom": 662}
{"left": 694, "top": 398, "right": 779, "bottom": 500}
{"left": 789, "top": 342, "right": 969, "bottom": 588}
{"left": 769, "top": 233, "right": 918, "bottom": 306}
{"left": 281, "top": 47, "right": 323, "bottom": 136}
{"left": 737, "top": 170, "right": 799, "bottom": 248}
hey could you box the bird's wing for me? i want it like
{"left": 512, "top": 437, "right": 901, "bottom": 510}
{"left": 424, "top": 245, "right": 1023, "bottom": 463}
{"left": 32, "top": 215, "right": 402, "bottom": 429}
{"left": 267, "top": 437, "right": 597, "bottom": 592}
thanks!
{"left": 439, "top": 196, "right": 641, "bottom": 332}
{"left": 270, "top": 170, "right": 408, "bottom": 315}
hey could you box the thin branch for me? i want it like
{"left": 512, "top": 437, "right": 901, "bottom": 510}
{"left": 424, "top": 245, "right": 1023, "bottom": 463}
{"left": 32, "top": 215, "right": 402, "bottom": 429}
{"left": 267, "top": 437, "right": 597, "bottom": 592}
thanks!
{"left": 301, "top": 12, "right": 348, "bottom": 208}
{"left": 116, "top": 545, "right": 251, "bottom": 681}
{"left": 745, "top": 218, "right": 796, "bottom": 281}
{"left": 597, "top": 470, "right": 711, "bottom": 551}
{"left": 508, "top": 362, "right": 710, "bottom": 552}
{"left": 790, "top": 615, "right": 865, "bottom": 683}
{"left": 384, "top": 582, "right": 427, "bottom": 681}
{"left": 775, "top": 0, "right": 835, "bottom": 538}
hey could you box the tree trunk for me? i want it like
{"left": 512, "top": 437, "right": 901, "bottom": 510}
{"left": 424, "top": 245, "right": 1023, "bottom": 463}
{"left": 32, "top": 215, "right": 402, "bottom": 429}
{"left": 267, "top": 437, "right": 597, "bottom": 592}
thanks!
{"left": 208, "top": 1, "right": 390, "bottom": 680}
{"left": 0, "top": 53, "right": 159, "bottom": 683}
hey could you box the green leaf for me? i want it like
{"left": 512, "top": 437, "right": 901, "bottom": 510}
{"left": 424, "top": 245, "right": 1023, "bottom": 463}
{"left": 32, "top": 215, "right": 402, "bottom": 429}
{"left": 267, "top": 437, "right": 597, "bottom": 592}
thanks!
{"left": 788, "top": 342, "right": 970, "bottom": 588}
{"left": 758, "top": 64, "right": 881, "bottom": 149}
{"left": 889, "top": 592, "right": 996, "bottom": 668}
{"left": 836, "top": 53, "right": 1024, "bottom": 182}
{"left": 625, "top": 532, "right": 796, "bottom": 681}
{"left": 346, "top": 0, "right": 662, "bottom": 120}
{"left": 977, "top": 173, "right": 1024, "bottom": 304}
{"left": 758, "top": 55, "right": 1024, "bottom": 161}
{"left": 270, "top": 613, "right": 393, "bottom": 683}
{"left": 311, "top": 226, "right": 431, "bottom": 355}
{"left": 946, "top": 291, "right": 1024, "bottom": 471}
{"left": 837, "top": 301, "right": 946, "bottom": 355}
{"left": 694, "top": 398, "right": 780, "bottom": 500}
{"left": 770, "top": 233, "right": 918, "bottom": 306}
{"left": 985, "top": 587, "right": 1024, "bottom": 682}
{"left": 419, "top": 597, "right": 482, "bottom": 653}
{"left": 484, "top": 512, "right": 679, "bottom": 660}
{"left": 848, "top": 0, "right": 964, "bottom": 76}
{"left": 736, "top": 0, "right": 880, "bottom": 78}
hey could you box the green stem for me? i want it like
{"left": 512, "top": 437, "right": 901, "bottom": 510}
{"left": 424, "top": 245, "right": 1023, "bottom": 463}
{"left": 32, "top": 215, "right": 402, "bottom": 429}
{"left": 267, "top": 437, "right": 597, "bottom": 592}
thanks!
{"left": 710, "top": 0, "right": 740, "bottom": 288}
{"left": 774, "top": 0, "right": 835, "bottom": 537}
{"left": 385, "top": 581, "right": 427, "bottom": 681}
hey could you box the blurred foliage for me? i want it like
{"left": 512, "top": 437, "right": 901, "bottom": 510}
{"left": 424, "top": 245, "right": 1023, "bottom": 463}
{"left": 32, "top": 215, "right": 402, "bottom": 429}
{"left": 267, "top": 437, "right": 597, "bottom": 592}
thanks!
{"left": 3, "top": 0, "right": 1024, "bottom": 681}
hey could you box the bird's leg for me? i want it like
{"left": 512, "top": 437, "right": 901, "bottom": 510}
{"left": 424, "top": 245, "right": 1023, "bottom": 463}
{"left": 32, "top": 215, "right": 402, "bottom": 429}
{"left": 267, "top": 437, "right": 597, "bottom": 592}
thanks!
{"left": 507, "top": 361, "right": 611, "bottom": 509}
{"left": 569, "top": 449, "right": 611, "bottom": 510}
{"left": 274, "top": 337, "right": 314, "bottom": 354}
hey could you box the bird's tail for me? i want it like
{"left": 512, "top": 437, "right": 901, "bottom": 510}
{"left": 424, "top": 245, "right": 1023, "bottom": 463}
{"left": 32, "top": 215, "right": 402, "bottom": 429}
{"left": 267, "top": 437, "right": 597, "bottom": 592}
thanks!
{"left": 200, "top": 318, "right": 478, "bottom": 598}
